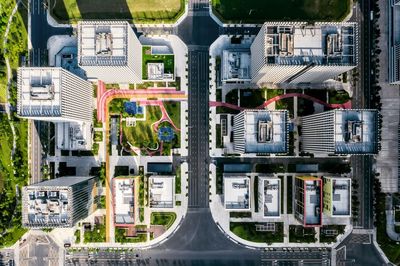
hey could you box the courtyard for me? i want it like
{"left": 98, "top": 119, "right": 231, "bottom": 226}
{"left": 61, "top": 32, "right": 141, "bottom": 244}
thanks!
{"left": 110, "top": 100, "right": 181, "bottom": 156}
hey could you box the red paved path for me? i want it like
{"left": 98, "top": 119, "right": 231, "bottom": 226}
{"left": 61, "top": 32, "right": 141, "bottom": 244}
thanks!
{"left": 209, "top": 92, "right": 351, "bottom": 110}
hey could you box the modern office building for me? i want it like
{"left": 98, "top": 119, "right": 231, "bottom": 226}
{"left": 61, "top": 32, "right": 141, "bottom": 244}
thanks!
{"left": 323, "top": 177, "right": 351, "bottom": 217}
{"left": 258, "top": 177, "right": 281, "bottom": 218}
{"left": 113, "top": 177, "right": 136, "bottom": 226}
{"left": 22, "top": 176, "right": 97, "bottom": 228}
{"left": 294, "top": 176, "right": 322, "bottom": 227}
{"left": 149, "top": 176, "right": 175, "bottom": 208}
{"left": 77, "top": 21, "right": 142, "bottom": 83}
{"left": 251, "top": 22, "right": 357, "bottom": 84}
{"left": 300, "top": 109, "right": 379, "bottom": 155}
{"left": 233, "top": 110, "right": 289, "bottom": 154}
{"left": 17, "top": 67, "right": 92, "bottom": 122}
{"left": 389, "top": 0, "right": 400, "bottom": 84}
{"left": 222, "top": 49, "right": 251, "bottom": 83}
{"left": 224, "top": 175, "right": 251, "bottom": 211}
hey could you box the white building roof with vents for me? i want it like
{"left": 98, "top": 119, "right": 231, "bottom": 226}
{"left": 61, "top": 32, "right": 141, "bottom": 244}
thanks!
{"left": 78, "top": 21, "right": 128, "bottom": 66}
{"left": 260, "top": 177, "right": 280, "bottom": 218}
{"left": 18, "top": 68, "right": 62, "bottom": 117}
{"left": 113, "top": 178, "right": 135, "bottom": 224}
{"left": 224, "top": 175, "right": 250, "bottom": 210}
{"left": 149, "top": 176, "right": 174, "bottom": 208}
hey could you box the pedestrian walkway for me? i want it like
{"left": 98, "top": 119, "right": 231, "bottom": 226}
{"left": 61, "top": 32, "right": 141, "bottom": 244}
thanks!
{"left": 209, "top": 93, "right": 352, "bottom": 112}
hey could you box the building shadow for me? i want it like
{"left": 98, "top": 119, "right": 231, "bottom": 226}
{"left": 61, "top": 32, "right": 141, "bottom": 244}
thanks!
{"left": 76, "top": 0, "right": 132, "bottom": 20}
{"left": 50, "top": 0, "right": 133, "bottom": 22}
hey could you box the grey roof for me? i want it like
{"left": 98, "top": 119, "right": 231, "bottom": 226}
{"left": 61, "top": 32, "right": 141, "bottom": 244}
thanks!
{"left": 243, "top": 110, "right": 288, "bottom": 154}
{"left": 78, "top": 21, "right": 129, "bottom": 66}
{"left": 334, "top": 109, "right": 379, "bottom": 154}
{"left": 263, "top": 22, "right": 357, "bottom": 66}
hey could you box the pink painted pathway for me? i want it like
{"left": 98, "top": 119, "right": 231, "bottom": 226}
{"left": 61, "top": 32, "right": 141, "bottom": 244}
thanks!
{"left": 209, "top": 92, "right": 351, "bottom": 111}
{"left": 96, "top": 81, "right": 186, "bottom": 123}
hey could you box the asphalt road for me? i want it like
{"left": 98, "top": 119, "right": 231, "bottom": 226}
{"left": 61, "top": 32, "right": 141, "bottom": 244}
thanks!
{"left": 187, "top": 47, "right": 210, "bottom": 208}
{"left": 29, "top": 120, "right": 42, "bottom": 185}
{"left": 352, "top": 0, "right": 374, "bottom": 230}
{"left": 336, "top": 233, "right": 386, "bottom": 266}
{"left": 30, "top": 0, "right": 72, "bottom": 66}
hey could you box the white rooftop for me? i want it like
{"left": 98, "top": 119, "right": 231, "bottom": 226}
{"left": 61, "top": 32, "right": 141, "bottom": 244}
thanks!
{"left": 18, "top": 68, "right": 62, "bottom": 117}
{"left": 300, "top": 178, "right": 322, "bottom": 226}
{"left": 147, "top": 63, "right": 164, "bottom": 80}
{"left": 25, "top": 187, "right": 70, "bottom": 227}
{"left": 334, "top": 109, "right": 379, "bottom": 154}
{"left": 261, "top": 178, "right": 280, "bottom": 218}
{"left": 292, "top": 27, "right": 323, "bottom": 57}
{"left": 224, "top": 176, "right": 250, "bottom": 210}
{"left": 113, "top": 178, "right": 135, "bottom": 224}
{"left": 149, "top": 176, "right": 174, "bottom": 208}
{"left": 263, "top": 22, "right": 357, "bottom": 66}
{"left": 222, "top": 49, "right": 251, "bottom": 81}
{"left": 242, "top": 110, "right": 288, "bottom": 153}
{"left": 78, "top": 21, "right": 128, "bottom": 66}
{"left": 327, "top": 177, "right": 351, "bottom": 216}
{"left": 56, "top": 121, "right": 92, "bottom": 151}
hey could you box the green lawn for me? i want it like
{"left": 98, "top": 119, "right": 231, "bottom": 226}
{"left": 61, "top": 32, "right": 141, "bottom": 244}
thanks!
{"left": 266, "top": 89, "right": 284, "bottom": 100}
{"left": 212, "top": 0, "right": 351, "bottom": 23}
{"left": 225, "top": 89, "right": 238, "bottom": 105}
{"left": 230, "top": 222, "right": 284, "bottom": 243}
{"left": 115, "top": 228, "right": 147, "bottom": 243}
{"left": 74, "top": 230, "right": 81, "bottom": 243}
{"left": 142, "top": 46, "right": 175, "bottom": 80}
{"left": 289, "top": 225, "right": 316, "bottom": 243}
{"left": 84, "top": 222, "right": 106, "bottom": 243}
{"left": 121, "top": 101, "right": 180, "bottom": 156}
{"left": 51, "top": 0, "right": 184, "bottom": 23}
{"left": 150, "top": 212, "right": 177, "bottom": 229}
{"left": 329, "top": 90, "right": 350, "bottom": 104}
{"left": 0, "top": 0, "right": 29, "bottom": 248}
{"left": 175, "top": 165, "right": 181, "bottom": 194}
{"left": 319, "top": 225, "right": 345, "bottom": 243}
{"left": 94, "top": 131, "right": 103, "bottom": 142}
{"left": 0, "top": 83, "right": 6, "bottom": 103}
{"left": 239, "top": 89, "right": 266, "bottom": 108}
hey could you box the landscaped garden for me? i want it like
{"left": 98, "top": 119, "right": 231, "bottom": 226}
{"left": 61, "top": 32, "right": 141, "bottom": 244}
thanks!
{"left": 150, "top": 212, "right": 177, "bottom": 229}
{"left": 84, "top": 220, "right": 106, "bottom": 243}
{"left": 230, "top": 222, "right": 284, "bottom": 243}
{"left": 319, "top": 225, "right": 345, "bottom": 243}
{"left": 50, "top": 0, "right": 185, "bottom": 23}
{"left": 212, "top": 0, "right": 351, "bottom": 23}
{"left": 289, "top": 225, "right": 316, "bottom": 243}
{"left": 108, "top": 98, "right": 181, "bottom": 156}
{"left": 115, "top": 227, "right": 148, "bottom": 243}
{"left": 239, "top": 89, "right": 266, "bottom": 108}
{"left": 328, "top": 90, "right": 351, "bottom": 104}
{"left": 142, "top": 46, "right": 174, "bottom": 80}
